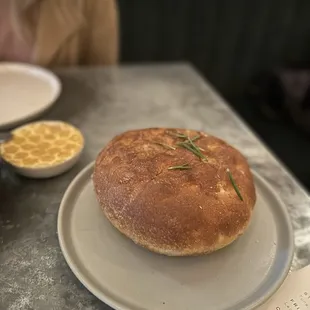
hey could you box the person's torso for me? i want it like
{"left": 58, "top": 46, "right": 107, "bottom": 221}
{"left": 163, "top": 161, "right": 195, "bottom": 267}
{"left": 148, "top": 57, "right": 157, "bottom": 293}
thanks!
{"left": 0, "top": 1, "right": 34, "bottom": 63}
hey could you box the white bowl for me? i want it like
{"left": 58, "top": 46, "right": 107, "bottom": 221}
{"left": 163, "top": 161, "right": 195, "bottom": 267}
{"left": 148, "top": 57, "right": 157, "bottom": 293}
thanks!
{"left": 12, "top": 148, "right": 83, "bottom": 179}
{"left": 0, "top": 63, "right": 61, "bottom": 130}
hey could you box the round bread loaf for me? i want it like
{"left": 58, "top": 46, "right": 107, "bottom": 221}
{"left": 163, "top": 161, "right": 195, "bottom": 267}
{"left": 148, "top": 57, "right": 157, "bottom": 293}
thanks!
{"left": 93, "top": 128, "right": 256, "bottom": 256}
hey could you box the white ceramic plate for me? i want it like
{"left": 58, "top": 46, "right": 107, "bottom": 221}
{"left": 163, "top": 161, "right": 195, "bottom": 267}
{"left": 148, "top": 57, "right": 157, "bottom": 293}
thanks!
{"left": 58, "top": 163, "right": 294, "bottom": 310}
{"left": 0, "top": 63, "right": 61, "bottom": 130}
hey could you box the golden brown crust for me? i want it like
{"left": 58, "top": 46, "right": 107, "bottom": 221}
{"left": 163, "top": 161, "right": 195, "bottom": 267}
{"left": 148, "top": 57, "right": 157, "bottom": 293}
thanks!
{"left": 93, "top": 128, "right": 256, "bottom": 256}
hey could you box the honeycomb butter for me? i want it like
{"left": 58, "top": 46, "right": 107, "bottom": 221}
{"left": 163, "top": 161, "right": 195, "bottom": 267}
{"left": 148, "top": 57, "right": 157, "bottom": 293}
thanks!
{"left": 1, "top": 121, "right": 84, "bottom": 168}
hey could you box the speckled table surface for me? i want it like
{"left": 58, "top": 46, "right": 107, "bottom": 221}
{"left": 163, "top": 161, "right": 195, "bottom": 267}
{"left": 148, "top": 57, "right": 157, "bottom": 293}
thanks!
{"left": 0, "top": 64, "right": 309, "bottom": 310}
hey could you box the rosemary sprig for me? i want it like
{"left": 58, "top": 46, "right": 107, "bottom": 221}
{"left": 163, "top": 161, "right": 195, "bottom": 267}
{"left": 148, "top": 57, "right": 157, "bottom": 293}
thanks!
{"left": 167, "top": 131, "right": 200, "bottom": 142}
{"left": 185, "top": 135, "right": 205, "bottom": 151}
{"left": 166, "top": 131, "right": 207, "bottom": 162}
{"left": 166, "top": 131, "right": 188, "bottom": 139}
{"left": 177, "top": 142, "right": 200, "bottom": 156}
{"left": 227, "top": 168, "right": 243, "bottom": 201}
{"left": 154, "top": 142, "right": 176, "bottom": 150}
{"left": 177, "top": 141, "right": 208, "bottom": 162}
{"left": 168, "top": 164, "right": 191, "bottom": 170}
{"left": 188, "top": 136, "right": 205, "bottom": 156}
{"left": 190, "top": 135, "right": 200, "bottom": 142}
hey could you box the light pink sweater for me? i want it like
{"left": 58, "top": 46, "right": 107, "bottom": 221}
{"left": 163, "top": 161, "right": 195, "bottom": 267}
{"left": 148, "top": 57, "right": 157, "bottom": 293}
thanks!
{"left": 0, "top": 1, "right": 33, "bottom": 63}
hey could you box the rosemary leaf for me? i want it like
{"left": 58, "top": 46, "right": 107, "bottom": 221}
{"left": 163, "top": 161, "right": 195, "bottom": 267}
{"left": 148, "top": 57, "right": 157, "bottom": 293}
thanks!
{"left": 166, "top": 131, "right": 207, "bottom": 161}
{"left": 190, "top": 135, "right": 200, "bottom": 142}
{"left": 227, "top": 169, "right": 243, "bottom": 201}
{"left": 167, "top": 131, "right": 201, "bottom": 143}
{"left": 166, "top": 131, "right": 188, "bottom": 139}
{"left": 168, "top": 164, "right": 191, "bottom": 170}
{"left": 154, "top": 142, "right": 176, "bottom": 150}
{"left": 177, "top": 141, "right": 208, "bottom": 162}
{"left": 177, "top": 142, "right": 202, "bottom": 157}
{"left": 186, "top": 135, "right": 205, "bottom": 150}
{"left": 187, "top": 137, "right": 207, "bottom": 161}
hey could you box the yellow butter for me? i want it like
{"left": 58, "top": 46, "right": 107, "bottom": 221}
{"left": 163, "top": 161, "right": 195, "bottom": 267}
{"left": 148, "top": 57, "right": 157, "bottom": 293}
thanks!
{"left": 1, "top": 121, "right": 84, "bottom": 168}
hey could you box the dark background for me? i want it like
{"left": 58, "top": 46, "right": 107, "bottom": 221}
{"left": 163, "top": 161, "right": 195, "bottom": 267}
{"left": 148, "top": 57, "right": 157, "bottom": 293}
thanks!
{"left": 118, "top": 0, "right": 310, "bottom": 190}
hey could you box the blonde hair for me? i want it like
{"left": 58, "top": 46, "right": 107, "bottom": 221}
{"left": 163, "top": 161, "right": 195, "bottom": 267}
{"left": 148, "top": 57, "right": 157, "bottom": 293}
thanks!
{"left": 10, "top": 0, "right": 38, "bottom": 44}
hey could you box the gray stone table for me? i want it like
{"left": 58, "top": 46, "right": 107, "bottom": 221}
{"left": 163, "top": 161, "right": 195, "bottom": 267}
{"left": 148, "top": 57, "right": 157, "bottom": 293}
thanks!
{"left": 0, "top": 64, "right": 309, "bottom": 310}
